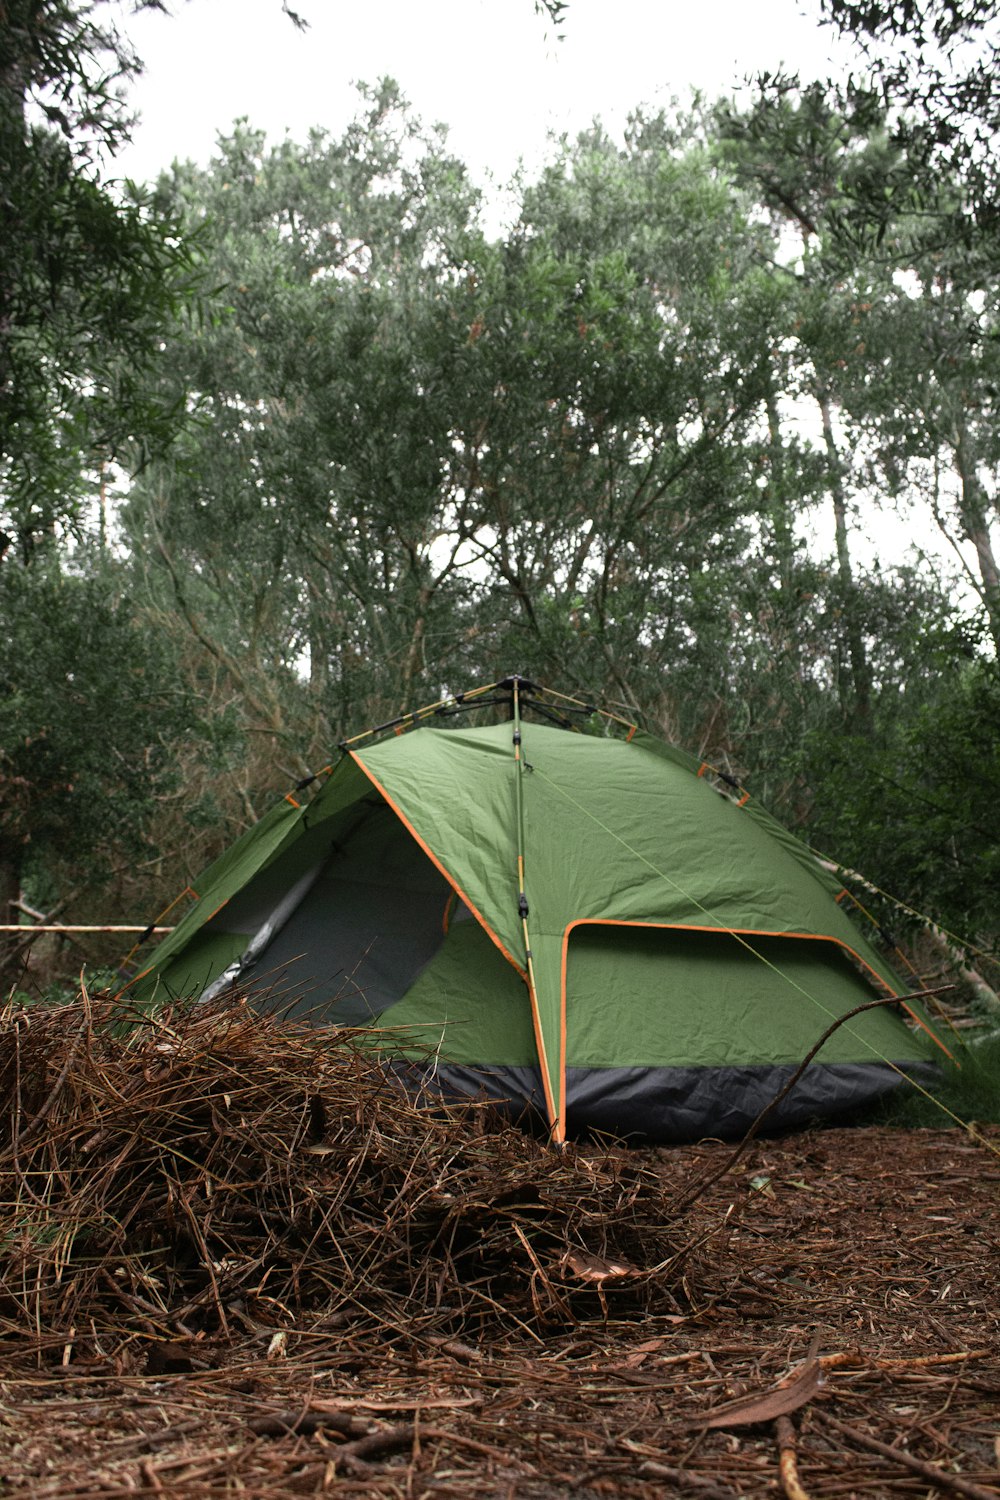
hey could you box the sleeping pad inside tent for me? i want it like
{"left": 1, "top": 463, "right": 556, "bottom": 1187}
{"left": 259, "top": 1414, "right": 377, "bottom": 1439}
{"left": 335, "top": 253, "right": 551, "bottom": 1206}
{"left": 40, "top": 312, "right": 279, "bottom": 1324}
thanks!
{"left": 130, "top": 681, "right": 948, "bottom": 1143}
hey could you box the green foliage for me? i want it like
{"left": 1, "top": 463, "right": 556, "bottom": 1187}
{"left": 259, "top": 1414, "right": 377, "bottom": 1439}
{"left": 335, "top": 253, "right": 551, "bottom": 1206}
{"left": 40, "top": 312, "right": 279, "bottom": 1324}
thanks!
{"left": 0, "top": 1, "right": 201, "bottom": 555}
{"left": 0, "top": 0, "right": 142, "bottom": 152}
{"left": 820, "top": 1, "right": 1000, "bottom": 205}
{"left": 126, "top": 93, "right": 794, "bottom": 761}
{"left": 798, "top": 653, "right": 1000, "bottom": 944}
{"left": 717, "top": 81, "right": 1000, "bottom": 664}
{"left": 855, "top": 1033, "right": 1000, "bottom": 1127}
{"left": 0, "top": 553, "right": 196, "bottom": 890}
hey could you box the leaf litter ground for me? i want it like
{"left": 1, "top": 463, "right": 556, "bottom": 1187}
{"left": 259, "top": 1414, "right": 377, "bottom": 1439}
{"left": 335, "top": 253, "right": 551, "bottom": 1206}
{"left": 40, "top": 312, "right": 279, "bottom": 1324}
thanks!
{"left": 0, "top": 994, "right": 997, "bottom": 1497}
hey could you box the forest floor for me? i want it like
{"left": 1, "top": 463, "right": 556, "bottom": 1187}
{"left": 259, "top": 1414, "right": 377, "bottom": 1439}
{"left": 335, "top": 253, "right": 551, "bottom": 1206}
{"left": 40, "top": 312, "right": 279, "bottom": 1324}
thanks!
{"left": 2, "top": 1123, "right": 998, "bottom": 1499}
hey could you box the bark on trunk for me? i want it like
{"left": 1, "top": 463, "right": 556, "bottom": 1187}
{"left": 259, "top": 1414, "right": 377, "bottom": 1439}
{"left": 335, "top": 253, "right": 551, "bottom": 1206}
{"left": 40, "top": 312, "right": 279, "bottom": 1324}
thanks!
{"left": 953, "top": 418, "right": 1000, "bottom": 658}
{"left": 765, "top": 385, "right": 801, "bottom": 670}
{"left": 0, "top": 841, "right": 24, "bottom": 993}
{"left": 816, "top": 382, "right": 872, "bottom": 725}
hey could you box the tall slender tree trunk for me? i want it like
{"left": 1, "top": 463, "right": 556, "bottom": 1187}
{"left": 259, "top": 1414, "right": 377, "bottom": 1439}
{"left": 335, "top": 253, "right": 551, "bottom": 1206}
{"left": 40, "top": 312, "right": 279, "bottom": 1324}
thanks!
{"left": 764, "top": 385, "right": 800, "bottom": 652}
{"left": 815, "top": 381, "right": 872, "bottom": 726}
{"left": 953, "top": 418, "right": 1000, "bottom": 658}
{"left": 306, "top": 579, "right": 329, "bottom": 701}
{"left": 0, "top": 841, "right": 23, "bottom": 993}
{"left": 398, "top": 586, "right": 432, "bottom": 711}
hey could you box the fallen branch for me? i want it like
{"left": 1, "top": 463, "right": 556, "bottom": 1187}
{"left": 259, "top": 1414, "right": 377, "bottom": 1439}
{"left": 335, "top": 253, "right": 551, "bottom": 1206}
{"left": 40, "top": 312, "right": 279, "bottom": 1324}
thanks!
{"left": 821, "top": 1349, "right": 994, "bottom": 1375}
{"left": 813, "top": 1407, "right": 1000, "bottom": 1500}
{"left": 634, "top": 1457, "right": 740, "bottom": 1498}
{"left": 334, "top": 1421, "right": 416, "bottom": 1473}
{"left": 247, "top": 1408, "right": 367, "bottom": 1440}
{"left": 776, "top": 1414, "right": 811, "bottom": 1500}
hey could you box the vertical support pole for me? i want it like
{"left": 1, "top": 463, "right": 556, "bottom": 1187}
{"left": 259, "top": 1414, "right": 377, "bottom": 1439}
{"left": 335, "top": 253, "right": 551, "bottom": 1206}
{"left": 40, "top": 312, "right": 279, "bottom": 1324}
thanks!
{"left": 511, "top": 678, "right": 564, "bottom": 1145}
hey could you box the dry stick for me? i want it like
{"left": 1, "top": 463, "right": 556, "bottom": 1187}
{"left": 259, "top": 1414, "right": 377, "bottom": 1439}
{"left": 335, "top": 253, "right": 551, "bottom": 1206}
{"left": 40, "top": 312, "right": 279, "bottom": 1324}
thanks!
{"left": 424, "top": 1334, "right": 483, "bottom": 1364}
{"left": 673, "top": 989, "right": 953, "bottom": 1215}
{"left": 288, "top": 1426, "right": 533, "bottom": 1492}
{"left": 634, "top": 1460, "right": 740, "bottom": 1498}
{"left": 813, "top": 1408, "right": 1000, "bottom": 1500}
{"left": 333, "top": 1421, "right": 524, "bottom": 1476}
{"left": 776, "top": 1415, "right": 812, "bottom": 1500}
{"left": 821, "top": 1350, "right": 994, "bottom": 1375}
{"left": 247, "top": 1409, "right": 367, "bottom": 1440}
{"left": 0, "top": 925, "right": 175, "bottom": 933}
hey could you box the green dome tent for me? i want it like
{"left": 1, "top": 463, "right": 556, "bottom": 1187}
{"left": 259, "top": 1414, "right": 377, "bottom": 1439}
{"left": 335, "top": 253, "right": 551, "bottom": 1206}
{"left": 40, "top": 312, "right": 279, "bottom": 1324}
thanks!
{"left": 130, "top": 679, "right": 948, "bottom": 1143}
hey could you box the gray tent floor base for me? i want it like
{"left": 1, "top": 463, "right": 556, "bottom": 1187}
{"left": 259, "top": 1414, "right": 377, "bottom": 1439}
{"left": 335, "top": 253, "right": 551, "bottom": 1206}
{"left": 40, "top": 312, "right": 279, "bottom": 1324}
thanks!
{"left": 389, "top": 1059, "right": 939, "bottom": 1143}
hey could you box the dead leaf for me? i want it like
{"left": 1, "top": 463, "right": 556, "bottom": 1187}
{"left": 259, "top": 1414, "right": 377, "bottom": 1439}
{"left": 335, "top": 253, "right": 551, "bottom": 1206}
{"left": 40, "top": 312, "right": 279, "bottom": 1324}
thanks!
{"left": 702, "top": 1358, "right": 824, "bottom": 1429}
{"left": 561, "top": 1249, "right": 643, "bottom": 1283}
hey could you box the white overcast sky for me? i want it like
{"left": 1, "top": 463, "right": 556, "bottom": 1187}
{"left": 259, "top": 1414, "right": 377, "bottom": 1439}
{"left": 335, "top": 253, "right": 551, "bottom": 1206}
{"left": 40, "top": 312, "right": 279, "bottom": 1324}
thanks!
{"left": 114, "top": 0, "right": 859, "bottom": 192}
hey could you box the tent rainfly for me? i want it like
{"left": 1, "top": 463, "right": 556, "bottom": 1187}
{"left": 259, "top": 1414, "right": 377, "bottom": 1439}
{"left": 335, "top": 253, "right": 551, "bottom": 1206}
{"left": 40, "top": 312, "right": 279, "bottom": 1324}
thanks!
{"left": 130, "top": 679, "right": 948, "bottom": 1143}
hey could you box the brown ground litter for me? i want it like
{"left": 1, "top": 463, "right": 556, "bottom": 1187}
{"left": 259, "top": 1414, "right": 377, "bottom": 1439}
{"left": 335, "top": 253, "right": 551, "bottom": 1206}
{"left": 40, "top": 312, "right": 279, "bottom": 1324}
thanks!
{"left": 1, "top": 993, "right": 997, "bottom": 1497}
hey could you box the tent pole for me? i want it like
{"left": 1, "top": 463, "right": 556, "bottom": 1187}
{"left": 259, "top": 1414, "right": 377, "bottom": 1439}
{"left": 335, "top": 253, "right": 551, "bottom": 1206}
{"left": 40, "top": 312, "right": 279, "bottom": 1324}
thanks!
{"left": 511, "top": 679, "right": 564, "bottom": 1147}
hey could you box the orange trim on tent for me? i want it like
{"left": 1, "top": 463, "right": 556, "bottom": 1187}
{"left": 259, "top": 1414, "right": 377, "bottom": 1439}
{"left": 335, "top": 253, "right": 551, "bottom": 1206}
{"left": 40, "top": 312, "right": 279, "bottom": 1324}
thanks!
{"left": 284, "top": 794, "right": 301, "bottom": 808}
{"left": 557, "top": 918, "right": 954, "bottom": 1063}
{"left": 349, "top": 752, "right": 528, "bottom": 982}
{"left": 442, "top": 890, "right": 457, "bottom": 935}
{"left": 118, "top": 885, "right": 200, "bottom": 977}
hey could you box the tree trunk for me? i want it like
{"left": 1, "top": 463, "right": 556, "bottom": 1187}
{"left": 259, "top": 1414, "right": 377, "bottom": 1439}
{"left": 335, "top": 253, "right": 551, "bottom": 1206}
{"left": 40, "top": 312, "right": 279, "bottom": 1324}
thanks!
{"left": 398, "top": 586, "right": 432, "bottom": 711}
{"left": 764, "top": 384, "right": 802, "bottom": 669}
{"left": 953, "top": 418, "right": 1000, "bottom": 658}
{"left": 815, "top": 381, "right": 872, "bottom": 726}
{"left": 0, "top": 840, "right": 24, "bottom": 994}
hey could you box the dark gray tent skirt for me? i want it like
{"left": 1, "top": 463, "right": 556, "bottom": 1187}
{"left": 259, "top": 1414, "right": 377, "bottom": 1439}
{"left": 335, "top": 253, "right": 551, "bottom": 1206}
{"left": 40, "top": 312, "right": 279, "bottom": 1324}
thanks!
{"left": 392, "top": 1059, "right": 939, "bottom": 1142}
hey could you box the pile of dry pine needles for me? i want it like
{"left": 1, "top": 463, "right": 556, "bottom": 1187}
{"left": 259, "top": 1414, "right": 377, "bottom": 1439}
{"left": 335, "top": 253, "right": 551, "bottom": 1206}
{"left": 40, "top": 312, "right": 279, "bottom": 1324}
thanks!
{"left": 3, "top": 992, "right": 999, "bottom": 1497}
{"left": 0, "top": 991, "right": 706, "bottom": 1368}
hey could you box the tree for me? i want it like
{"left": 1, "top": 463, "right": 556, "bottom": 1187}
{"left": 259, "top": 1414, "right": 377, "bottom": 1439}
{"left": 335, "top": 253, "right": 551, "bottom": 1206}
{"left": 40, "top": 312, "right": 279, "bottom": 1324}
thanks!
{"left": 435, "top": 114, "right": 792, "bottom": 737}
{"left": 0, "top": 0, "right": 217, "bottom": 984}
{"left": 0, "top": 548, "right": 206, "bottom": 988}
{"left": 717, "top": 83, "right": 1000, "bottom": 664}
{"left": 802, "top": 641, "right": 1000, "bottom": 951}
{"left": 821, "top": 0, "right": 1000, "bottom": 168}
{"left": 124, "top": 85, "right": 490, "bottom": 765}
{"left": 711, "top": 77, "right": 1000, "bottom": 977}
{"left": 714, "top": 86, "right": 903, "bottom": 723}
{"left": 123, "top": 92, "right": 803, "bottom": 776}
{"left": 0, "top": 1, "right": 203, "bottom": 557}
